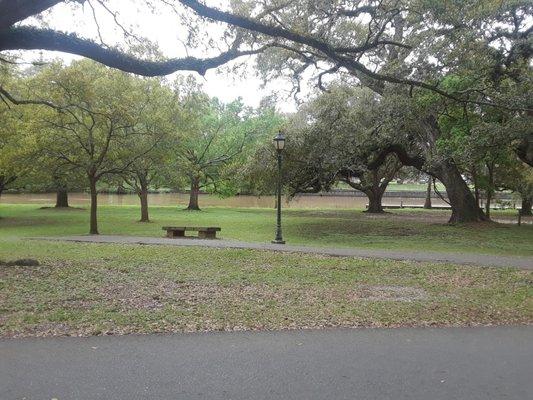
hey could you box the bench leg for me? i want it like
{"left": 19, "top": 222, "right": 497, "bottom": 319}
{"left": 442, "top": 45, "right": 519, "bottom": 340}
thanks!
{"left": 198, "top": 231, "right": 216, "bottom": 239}
{"left": 167, "top": 230, "right": 185, "bottom": 238}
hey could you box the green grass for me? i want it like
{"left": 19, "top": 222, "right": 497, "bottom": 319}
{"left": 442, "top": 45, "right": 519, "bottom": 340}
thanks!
{"left": 1, "top": 240, "right": 531, "bottom": 337}
{"left": 1, "top": 203, "right": 531, "bottom": 337}
{"left": 0, "top": 204, "right": 532, "bottom": 256}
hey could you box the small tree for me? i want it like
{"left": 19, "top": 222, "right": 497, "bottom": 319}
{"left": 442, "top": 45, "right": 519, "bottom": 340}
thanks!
{"left": 172, "top": 95, "right": 255, "bottom": 211}
{"left": 32, "top": 60, "right": 160, "bottom": 233}
{"left": 0, "top": 81, "right": 37, "bottom": 198}
{"left": 119, "top": 80, "right": 177, "bottom": 222}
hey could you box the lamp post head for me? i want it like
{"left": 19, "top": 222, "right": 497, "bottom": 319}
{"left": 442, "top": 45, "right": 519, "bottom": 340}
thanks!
{"left": 273, "top": 131, "right": 286, "bottom": 151}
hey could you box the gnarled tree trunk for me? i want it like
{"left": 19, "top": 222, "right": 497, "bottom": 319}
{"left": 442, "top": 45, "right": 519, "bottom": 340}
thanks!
{"left": 434, "top": 161, "right": 488, "bottom": 223}
{"left": 364, "top": 169, "right": 387, "bottom": 213}
{"left": 365, "top": 189, "right": 385, "bottom": 213}
{"left": 186, "top": 176, "right": 201, "bottom": 211}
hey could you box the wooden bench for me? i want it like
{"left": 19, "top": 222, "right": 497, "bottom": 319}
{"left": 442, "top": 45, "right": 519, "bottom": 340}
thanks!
{"left": 162, "top": 226, "right": 221, "bottom": 239}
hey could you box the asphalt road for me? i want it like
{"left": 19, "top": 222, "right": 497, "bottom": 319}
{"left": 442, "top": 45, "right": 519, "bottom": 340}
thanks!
{"left": 1, "top": 326, "right": 532, "bottom": 399}
{"left": 42, "top": 235, "right": 533, "bottom": 269}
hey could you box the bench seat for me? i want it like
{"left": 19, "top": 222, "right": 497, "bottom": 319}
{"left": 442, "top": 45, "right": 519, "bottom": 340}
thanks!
{"left": 162, "top": 226, "right": 221, "bottom": 239}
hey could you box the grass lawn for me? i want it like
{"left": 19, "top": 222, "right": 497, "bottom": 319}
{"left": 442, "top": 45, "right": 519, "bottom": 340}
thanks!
{"left": 1, "top": 203, "right": 531, "bottom": 337}
{"left": 0, "top": 203, "right": 532, "bottom": 256}
{"left": 1, "top": 240, "right": 531, "bottom": 337}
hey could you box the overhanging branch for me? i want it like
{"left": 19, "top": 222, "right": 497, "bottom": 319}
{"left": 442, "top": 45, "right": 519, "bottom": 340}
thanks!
{"left": 0, "top": 0, "right": 63, "bottom": 30}
{"left": 0, "top": 26, "right": 267, "bottom": 77}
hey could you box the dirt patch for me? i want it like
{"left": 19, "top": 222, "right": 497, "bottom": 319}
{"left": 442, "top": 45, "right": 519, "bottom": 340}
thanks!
{"left": 39, "top": 206, "right": 85, "bottom": 211}
{"left": 0, "top": 263, "right": 53, "bottom": 280}
{"left": 0, "top": 258, "right": 40, "bottom": 267}
{"left": 99, "top": 283, "right": 164, "bottom": 310}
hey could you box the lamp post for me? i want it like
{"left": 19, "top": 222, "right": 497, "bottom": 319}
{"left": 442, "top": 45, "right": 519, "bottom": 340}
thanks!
{"left": 272, "top": 131, "right": 286, "bottom": 244}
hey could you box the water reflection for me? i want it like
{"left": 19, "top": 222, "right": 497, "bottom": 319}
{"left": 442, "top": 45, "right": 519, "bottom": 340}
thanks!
{"left": 0, "top": 192, "right": 451, "bottom": 209}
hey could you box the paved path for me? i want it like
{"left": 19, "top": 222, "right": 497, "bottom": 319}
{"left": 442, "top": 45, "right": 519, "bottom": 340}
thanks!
{"left": 41, "top": 235, "right": 533, "bottom": 269}
{"left": 1, "top": 326, "right": 531, "bottom": 400}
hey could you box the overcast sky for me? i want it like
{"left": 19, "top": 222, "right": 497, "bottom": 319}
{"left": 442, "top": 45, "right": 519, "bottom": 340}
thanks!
{"left": 18, "top": 0, "right": 302, "bottom": 112}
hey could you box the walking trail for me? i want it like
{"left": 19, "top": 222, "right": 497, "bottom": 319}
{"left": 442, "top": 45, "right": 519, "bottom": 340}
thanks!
{"left": 39, "top": 234, "right": 533, "bottom": 269}
{"left": 1, "top": 326, "right": 531, "bottom": 400}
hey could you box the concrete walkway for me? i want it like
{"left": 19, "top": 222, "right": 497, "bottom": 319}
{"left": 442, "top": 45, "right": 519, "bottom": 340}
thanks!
{"left": 41, "top": 234, "right": 533, "bottom": 269}
{"left": 1, "top": 326, "right": 531, "bottom": 399}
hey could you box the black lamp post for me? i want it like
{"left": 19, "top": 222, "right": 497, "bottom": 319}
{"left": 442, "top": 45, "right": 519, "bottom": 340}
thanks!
{"left": 272, "top": 131, "right": 286, "bottom": 244}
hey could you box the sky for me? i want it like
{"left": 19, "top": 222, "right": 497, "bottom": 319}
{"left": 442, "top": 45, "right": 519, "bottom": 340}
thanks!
{"left": 17, "top": 0, "right": 303, "bottom": 112}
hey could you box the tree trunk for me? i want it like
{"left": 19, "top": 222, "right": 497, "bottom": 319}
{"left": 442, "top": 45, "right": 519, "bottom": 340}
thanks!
{"left": 471, "top": 166, "right": 481, "bottom": 208}
{"left": 520, "top": 197, "right": 532, "bottom": 216}
{"left": 424, "top": 179, "right": 432, "bottom": 209}
{"left": 365, "top": 190, "right": 384, "bottom": 213}
{"left": 485, "top": 191, "right": 492, "bottom": 219}
{"left": 0, "top": 175, "right": 16, "bottom": 198}
{"left": 186, "top": 176, "right": 201, "bottom": 211}
{"left": 434, "top": 161, "right": 487, "bottom": 223}
{"left": 484, "top": 162, "right": 494, "bottom": 220}
{"left": 138, "top": 183, "right": 149, "bottom": 222}
{"left": 362, "top": 170, "right": 386, "bottom": 213}
{"left": 89, "top": 176, "right": 99, "bottom": 234}
{"left": 55, "top": 186, "right": 69, "bottom": 208}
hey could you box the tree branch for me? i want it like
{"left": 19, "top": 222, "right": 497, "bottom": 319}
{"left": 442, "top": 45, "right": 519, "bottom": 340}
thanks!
{"left": 0, "top": 26, "right": 269, "bottom": 77}
{"left": 0, "top": 85, "right": 59, "bottom": 109}
{"left": 0, "top": 0, "right": 63, "bottom": 30}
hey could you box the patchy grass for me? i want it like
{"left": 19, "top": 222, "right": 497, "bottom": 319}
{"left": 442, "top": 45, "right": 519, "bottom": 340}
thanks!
{"left": 0, "top": 240, "right": 531, "bottom": 338}
{"left": 0, "top": 204, "right": 532, "bottom": 256}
